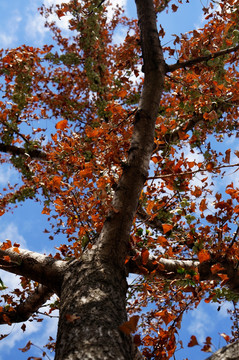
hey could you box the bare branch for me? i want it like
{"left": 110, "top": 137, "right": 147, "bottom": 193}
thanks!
{"left": 0, "top": 143, "right": 47, "bottom": 160}
{"left": 0, "top": 245, "right": 67, "bottom": 295}
{"left": 0, "top": 285, "right": 54, "bottom": 324}
{"left": 166, "top": 44, "right": 239, "bottom": 73}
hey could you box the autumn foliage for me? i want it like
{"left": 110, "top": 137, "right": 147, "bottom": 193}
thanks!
{"left": 0, "top": 0, "right": 238, "bottom": 359}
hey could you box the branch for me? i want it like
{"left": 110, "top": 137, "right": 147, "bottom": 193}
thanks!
{"left": 0, "top": 285, "right": 54, "bottom": 324}
{"left": 136, "top": 205, "right": 163, "bottom": 232}
{"left": 95, "top": 0, "right": 165, "bottom": 266}
{"left": 166, "top": 44, "right": 239, "bottom": 73}
{"left": 148, "top": 162, "right": 239, "bottom": 180}
{"left": 205, "top": 340, "right": 239, "bottom": 360}
{"left": 0, "top": 245, "right": 67, "bottom": 295}
{"left": 127, "top": 253, "right": 239, "bottom": 294}
{"left": 0, "top": 143, "right": 47, "bottom": 160}
{"left": 127, "top": 253, "right": 199, "bottom": 279}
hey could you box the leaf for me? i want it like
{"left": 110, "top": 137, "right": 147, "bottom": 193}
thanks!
{"left": 220, "top": 333, "right": 231, "bottom": 342}
{"left": 19, "top": 341, "right": 32, "bottom": 353}
{"left": 55, "top": 119, "right": 68, "bottom": 130}
{"left": 188, "top": 335, "right": 199, "bottom": 347}
{"left": 65, "top": 313, "right": 80, "bottom": 322}
{"left": 133, "top": 334, "right": 142, "bottom": 346}
{"left": 224, "top": 149, "right": 231, "bottom": 164}
{"left": 3, "top": 256, "right": 11, "bottom": 263}
{"left": 206, "top": 162, "right": 215, "bottom": 172}
{"left": 198, "top": 249, "right": 210, "bottom": 263}
{"left": 141, "top": 248, "right": 149, "bottom": 265}
{"left": 171, "top": 4, "right": 178, "bottom": 12}
{"left": 162, "top": 224, "right": 173, "bottom": 234}
{"left": 21, "top": 323, "right": 26, "bottom": 332}
{"left": 119, "top": 315, "right": 140, "bottom": 335}
{"left": 199, "top": 199, "right": 207, "bottom": 212}
{"left": 211, "top": 264, "right": 224, "bottom": 274}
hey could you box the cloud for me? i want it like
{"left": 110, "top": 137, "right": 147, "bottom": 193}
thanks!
{"left": 0, "top": 222, "right": 27, "bottom": 247}
{"left": 0, "top": 165, "right": 18, "bottom": 186}
{"left": 187, "top": 306, "right": 214, "bottom": 343}
{"left": 0, "top": 10, "right": 22, "bottom": 47}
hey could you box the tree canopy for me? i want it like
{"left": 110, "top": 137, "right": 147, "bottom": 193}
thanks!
{"left": 0, "top": 0, "right": 238, "bottom": 359}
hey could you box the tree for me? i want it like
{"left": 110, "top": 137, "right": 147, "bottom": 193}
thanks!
{"left": 0, "top": 0, "right": 238, "bottom": 359}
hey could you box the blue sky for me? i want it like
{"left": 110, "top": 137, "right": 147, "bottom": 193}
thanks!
{"left": 0, "top": 1, "right": 238, "bottom": 359}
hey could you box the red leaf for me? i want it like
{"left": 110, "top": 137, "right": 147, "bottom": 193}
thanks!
{"left": 119, "top": 315, "right": 140, "bottom": 335}
{"left": 188, "top": 335, "right": 199, "bottom": 347}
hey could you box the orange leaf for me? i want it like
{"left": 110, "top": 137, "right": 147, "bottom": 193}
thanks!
{"left": 141, "top": 249, "right": 149, "bottom": 265}
{"left": 188, "top": 335, "right": 199, "bottom": 347}
{"left": 162, "top": 224, "right": 173, "bottom": 234}
{"left": 199, "top": 199, "right": 207, "bottom": 212}
{"left": 119, "top": 315, "right": 140, "bottom": 335}
{"left": 55, "top": 119, "right": 68, "bottom": 130}
{"left": 1, "top": 240, "right": 12, "bottom": 250}
{"left": 206, "top": 162, "right": 215, "bottom": 172}
{"left": 3, "top": 256, "right": 11, "bottom": 262}
{"left": 13, "top": 247, "right": 20, "bottom": 254}
{"left": 198, "top": 249, "right": 210, "bottom": 263}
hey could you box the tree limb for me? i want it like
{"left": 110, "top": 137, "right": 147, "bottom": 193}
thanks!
{"left": 0, "top": 284, "right": 54, "bottom": 324}
{"left": 0, "top": 245, "right": 66, "bottom": 295}
{"left": 166, "top": 44, "right": 239, "bottom": 73}
{"left": 0, "top": 143, "right": 47, "bottom": 160}
{"left": 127, "top": 252, "right": 239, "bottom": 294}
{"left": 205, "top": 339, "right": 239, "bottom": 360}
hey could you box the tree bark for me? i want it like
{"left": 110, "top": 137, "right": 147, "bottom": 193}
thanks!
{"left": 205, "top": 340, "right": 239, "bottom": 360}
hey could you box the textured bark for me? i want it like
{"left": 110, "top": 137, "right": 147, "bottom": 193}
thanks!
{"left": 0, "top": 285, "right": 53, "bottom": 324}
{"left": 0, "top": 143, "right": 47, "bottom": 159}
{"left": 0, "top": 245, "right": 66, "bottom": 294}
{"left": 55, "top": 253, "right": 133, "bottom": 360}
{"left": 205, "top": 340, "right": 239, "bottom": 360}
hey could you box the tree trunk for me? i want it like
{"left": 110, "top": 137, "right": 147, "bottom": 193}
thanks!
{"left": 55, "top": 249, "right": 134, "bottom": 360}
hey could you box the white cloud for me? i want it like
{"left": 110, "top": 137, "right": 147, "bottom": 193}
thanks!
{"left": 0, "top": 223, "right": 27, "bottom": 289}
{"left": 187, "top": 306, "right": 214, "bottom": 343}
{"left": 0, "top": 222, "right": 27, "bottom": 248}
{"left": 0, "top": 10, "right": 22, "bottom": 47}
{"left": 0, "top": 165, "right": 18, "bottom": 186}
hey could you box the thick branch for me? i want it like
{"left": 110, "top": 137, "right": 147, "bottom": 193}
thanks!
{"left": 127, "top": 253, "right": 199, "bottom": 279}
{"left": 0, "top": 245, "right": 66, "bottom": 295}
{"left": 166, "top": 44, "right": 239, "bottom": 73}
{"left": 0, "top": 143, "right": 47, "bottom": 160}
{"left": 0, "top": 285, "right": 53, "bottom": 324}
{"left": 127, "top": 253, "right": 239, "bottom": 294}
{"left": 205, "top": 340, "right": 239, "bottom": 360}
{"left": 95, "top": 0, "right": 165, "bottom": 267}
